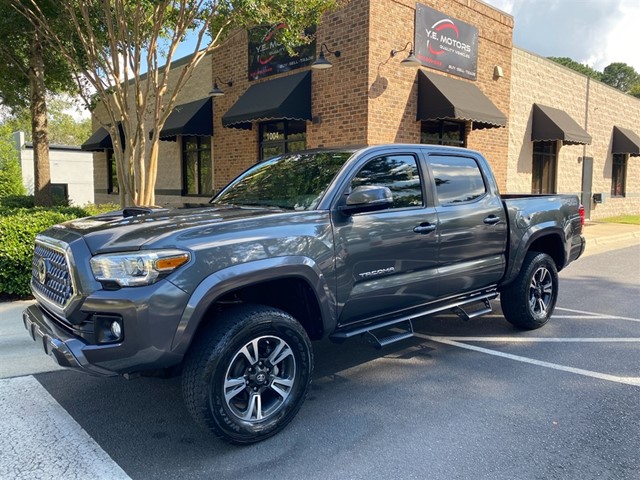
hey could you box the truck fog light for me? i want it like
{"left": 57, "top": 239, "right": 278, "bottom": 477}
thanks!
{"left": 94, "top": 314, "right": 124, "bottom": 344}
{"left": 110, "top": 320, "right": 122, "bottom": 339}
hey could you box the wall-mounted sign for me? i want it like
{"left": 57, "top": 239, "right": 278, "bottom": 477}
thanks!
{"left": 248, "top": 24, "right": 316, "bottom": 81}
{"left": 414, "top": 3, "right": 479, "bottom": 81}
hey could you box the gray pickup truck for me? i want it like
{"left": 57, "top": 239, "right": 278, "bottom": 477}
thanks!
{"left": 24, "top": 144, "right": 584, "bottom": 443}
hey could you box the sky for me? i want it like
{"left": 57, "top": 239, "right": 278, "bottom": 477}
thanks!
{"left": 482, "top": 0, "right": 640, "bottom": 72}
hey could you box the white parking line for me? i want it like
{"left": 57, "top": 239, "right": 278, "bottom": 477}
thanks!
{"left": 423, "top": 337, "right": 640, "bottom": 343}
{"left": 415, "top": 333, "right": 640, "bottom": 387}
{"left": 555, "top": 307, "right": 640, "bottom": 322}
{"left": 0, "top": 376, "right": 131, "bottom": 480}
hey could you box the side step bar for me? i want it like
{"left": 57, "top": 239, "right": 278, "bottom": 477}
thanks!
{"left": 330, "top": 292, "right": 498, "bottom": 347}
{"left": 364, "top": 320, "right": 414, "bottom": 350}
{"left": 452, "top": 298, "right": 493, "bottom": 321}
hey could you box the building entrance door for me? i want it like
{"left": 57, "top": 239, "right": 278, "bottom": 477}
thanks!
{"left": 581, "top": 156, "right": 593, "bottom": 220}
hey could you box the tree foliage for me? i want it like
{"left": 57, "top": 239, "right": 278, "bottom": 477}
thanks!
{"left": 601, "top": 62, "right": 640, "bottom": 93}
{"left": 2, "top": 98, "right": 91, "bottom": 145}
{"left": 14, "top": 0, "right": 339, "bottom": 207}
{"left": 547, "top": 57, "right": 602, "bottom": 81}
{"left": 548, "top": 57, "right": 640, "bottom": 96}
{"left": 0, "top": 0, "right": 82, "bottom": 206}
{"left": 0, "top": 1, "right": 76, "bottom": 110}
{"left": 0, "top": 124, "right": 27, "bottom": 199}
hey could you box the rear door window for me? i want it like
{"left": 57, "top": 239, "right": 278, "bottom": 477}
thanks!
{"left": 427, "top": 155, "right": 486, "bottom": 205}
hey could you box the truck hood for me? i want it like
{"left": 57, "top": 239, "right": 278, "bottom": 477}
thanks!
{"left": 51, "top": 204, "right": 287, "bottom": 254}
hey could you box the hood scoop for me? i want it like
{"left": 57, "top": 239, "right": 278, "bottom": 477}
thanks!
{"left": 122, "top": 206, "right": 167, "bottom": 218}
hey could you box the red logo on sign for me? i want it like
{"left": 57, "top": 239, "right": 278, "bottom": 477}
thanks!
{"left": 428, "top": 19, "right": 460, "bottom": 56}
{"left": 258, "top": 23, "right": 286, "bottom": 65}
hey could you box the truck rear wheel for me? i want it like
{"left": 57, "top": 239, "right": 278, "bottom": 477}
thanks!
{"left": 182, "top": 304, "right": 313, "bottom": 444}
{"left": 500, "top": 252, "right": 558, "bottom": 330}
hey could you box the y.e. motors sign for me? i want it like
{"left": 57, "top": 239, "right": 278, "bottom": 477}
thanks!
{"left": 248, "top": 24, "right": 316, "bottom": 81}
{"left": 414, "top": 3, "right": 479, "bottom": 80}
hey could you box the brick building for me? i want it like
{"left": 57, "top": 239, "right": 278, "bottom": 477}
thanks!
{"left": 85, "top": 0, "right": 640, "bottom": 220}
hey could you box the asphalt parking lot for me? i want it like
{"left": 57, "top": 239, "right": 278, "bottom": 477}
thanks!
{"left": 1, "top": 243, "right": 638, "bottom": 480}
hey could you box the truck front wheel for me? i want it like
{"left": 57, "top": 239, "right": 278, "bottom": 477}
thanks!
{"left": 500, "top": 252, "right": 559, "bottom": 330}
{"left": 182, "top": 304, "right": 313, "bottom": 444}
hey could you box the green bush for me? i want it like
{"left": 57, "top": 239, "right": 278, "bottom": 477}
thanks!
{"left": 0, "top": 195, "right": 35, "bottom": 208}
{"left": 0, "top": 147, "right": 27, "bottom": 199}
{"left": 82, "top": 202, "right": 121, "bottom": 216}
{"left": 0, "top": 203, "right": 118, "bottom": 296}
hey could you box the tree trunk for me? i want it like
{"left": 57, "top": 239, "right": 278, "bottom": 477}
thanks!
{"left": 30, "top": 27, "right": 52, "bottom": 207}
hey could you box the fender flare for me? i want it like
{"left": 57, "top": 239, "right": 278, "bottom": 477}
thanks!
{"left": 170, "top": 256, "right": 336, "bottom": 354}
{"left": 503, "top": 226, "right": 565, "bottom": 286}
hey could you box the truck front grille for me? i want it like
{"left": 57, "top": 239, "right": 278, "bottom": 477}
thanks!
{"left": 31, "top": 241, "right": 75, "bottom": 308}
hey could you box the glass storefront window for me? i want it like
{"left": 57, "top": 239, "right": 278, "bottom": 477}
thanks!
{"left": 259, "top": 120, "right": 307, "bottom": 161}
{"left": 532, "top": 141, "right": 557, "bottom": 194}
{"left": 420, "top": 120, "right": 466, "bottom": 147}
{"left": 611, "top": 154, "right": 627, "bottom": 197}
{"left": 182, "top": 136, "right": 212, "bottom": 196}
{"left": 107, "top": 150, "right": 119, "bottom": 195}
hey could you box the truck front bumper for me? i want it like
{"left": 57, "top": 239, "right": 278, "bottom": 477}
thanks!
{"left": 23, "top": 278, "right": 190, "bottom": 377}
{"left": 23, "top": 304, "right": 116, "bottom": 376}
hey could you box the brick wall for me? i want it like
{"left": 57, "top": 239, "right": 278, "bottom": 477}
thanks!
{"left": 509, "top": 48, "right": 640, "bottom": 219}
{"left": 208, "top": 0, "right": 371, "bottom": 190}
{"left": 367, "top": 0, "right": 513, "bottom": 189}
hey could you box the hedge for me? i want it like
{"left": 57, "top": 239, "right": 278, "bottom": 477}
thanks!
{"left": 0, "top": 203, "right": 119, "bottom": 296}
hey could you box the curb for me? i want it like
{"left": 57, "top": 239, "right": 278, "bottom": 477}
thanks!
{"left": 588, "top": 231, "right": 640, "bottom": 246}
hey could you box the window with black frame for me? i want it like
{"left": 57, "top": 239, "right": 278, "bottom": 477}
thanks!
{"left": 259, "top": 120, "right": 306, "bottom": 161}
{"left": 182, "top": 136, "right": 212, "bottom": 196}
{"left": 611, "top": 154, "right": 627, "bottom": 197}
{"left": 107, "top": 150, "right": 119, "bottom": 195}
{"left": 532, "top": 141, "right": 557, "bottom": 194}
{"left": 50, "top": 184, "right": 69, "bottom": 204}
{"left": 420, "top": 120, "right": 466, "bottom": 147}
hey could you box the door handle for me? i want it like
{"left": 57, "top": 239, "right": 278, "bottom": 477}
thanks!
{"left": 413, "top": 223, "right": 437, "bottom": 234}
{"left": 483, "top": 215, "right": 501, "bottom": 225}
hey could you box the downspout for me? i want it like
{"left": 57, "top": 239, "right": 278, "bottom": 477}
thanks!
{"left": 583, "top": 76, "right": 590, "bottom": 159}
{"left": 582, "top": 76, "right": 591, "bottom": 218}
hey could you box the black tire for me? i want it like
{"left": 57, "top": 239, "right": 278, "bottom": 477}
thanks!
{"left": 182, "top": 304, "right": 313, "bottom": 444}
{"left": 500, "top": 252, "right": 559, "bottom": 330}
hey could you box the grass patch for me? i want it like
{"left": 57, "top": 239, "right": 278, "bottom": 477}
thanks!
{"left": 598, "top": 215, "right": 640, "bottom": 225}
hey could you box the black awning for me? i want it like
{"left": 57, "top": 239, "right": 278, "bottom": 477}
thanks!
{"left": 612, "top": 125, "right": 640, "bottom": 156}
{"left": 531, "top": 104, "right": 591, "bottom": 145}
{"left": 159, "top": 97, "right": 213, "bottom": 141}
{"left": 222, "top": 71, "right": 312, "bottom": 130}
{"left": 81, "top": 127, "right": 112, "bottom": 151}
{"left": 417, "top": 70, "right": 507, "bottom": 129}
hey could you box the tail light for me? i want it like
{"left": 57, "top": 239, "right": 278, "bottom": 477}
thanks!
{"left": 578, "top": 204, "right": 585, "bottom": 229}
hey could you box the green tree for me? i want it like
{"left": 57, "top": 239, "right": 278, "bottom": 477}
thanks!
{"left": 15, "top": 0, "right": 338, "bottom": 207}
{"left": 629, "top": 83, "right": 640, "bottom": 99}
{"left": 0, "top": 0, "right": 79, "bottom": 206}
{"left": 0, "top": 124, "right": 27, "bottom": 198}
{"left": 601, "top": 62, "right": 640, "bottom": 93}
{"left": 547, "top": 57, "right": 602, "bottom": 81}
{"left": 2, "top": 98, "right": 91, "bottom": 146}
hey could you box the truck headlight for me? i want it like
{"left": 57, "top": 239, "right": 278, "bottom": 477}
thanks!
{"left": 90, "top": 250, "right": 190, "bottom": 287}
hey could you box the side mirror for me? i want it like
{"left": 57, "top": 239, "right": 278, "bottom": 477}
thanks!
{"left": 339, "top": 185, "right": 393, "bottom": 215}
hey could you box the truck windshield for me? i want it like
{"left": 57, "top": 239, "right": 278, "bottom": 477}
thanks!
{"left": 212, "top": 152, "right": 353, "bottom": 210}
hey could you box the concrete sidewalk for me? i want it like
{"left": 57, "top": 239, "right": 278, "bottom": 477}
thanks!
{"left": 582, "top": 221, "right": 640, "bottom": 257}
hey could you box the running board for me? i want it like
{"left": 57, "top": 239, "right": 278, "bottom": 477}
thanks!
{"left": 364, "top": 320, "right": 414, "bottom": 350}
{"left": 330, "top": 291, "right": 499, "bottom": 343}
{"left": 451, "top": 298, "right": 493, "bottom": 321}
